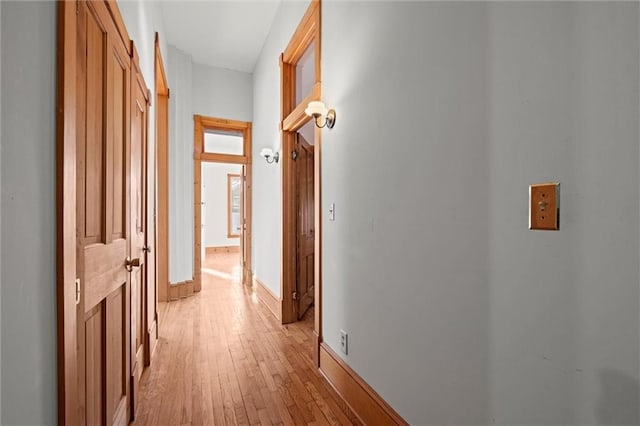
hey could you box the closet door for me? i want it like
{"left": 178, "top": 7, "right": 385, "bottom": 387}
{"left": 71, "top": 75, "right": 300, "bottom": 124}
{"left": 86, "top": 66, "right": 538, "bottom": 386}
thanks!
{"left": 76, "top": 2, "right": 132, "bottom": 424}
{"left": 130, "top": 59, "right": 150, "bottom": 418}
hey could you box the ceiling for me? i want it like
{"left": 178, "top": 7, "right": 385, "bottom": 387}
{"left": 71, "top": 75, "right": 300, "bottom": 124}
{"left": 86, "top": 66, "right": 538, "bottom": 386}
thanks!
{"left": 161, "top": 1, "right": 281, "bottom": 73}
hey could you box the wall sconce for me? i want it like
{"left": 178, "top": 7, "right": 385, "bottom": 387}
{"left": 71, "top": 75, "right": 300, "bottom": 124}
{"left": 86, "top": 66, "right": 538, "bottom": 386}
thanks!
{"left": 260, "top": 148, "right": 279, "bottom": 164}
{"left": 305, "top": 101, "right": 336, "bottom": 129}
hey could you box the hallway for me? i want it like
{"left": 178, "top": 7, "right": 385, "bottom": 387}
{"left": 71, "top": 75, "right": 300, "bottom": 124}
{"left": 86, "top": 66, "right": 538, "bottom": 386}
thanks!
{"left": 132, "top": 252, "right": 358, "bottom": 425}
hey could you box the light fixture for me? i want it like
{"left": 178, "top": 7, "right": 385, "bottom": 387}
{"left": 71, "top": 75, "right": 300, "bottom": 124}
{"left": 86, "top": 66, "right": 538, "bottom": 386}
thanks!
{"left": 305, "top": 101, "right": 336, "bottom": 129}
{"left": 260, "top": 147, "right": 279, "bottom": 164}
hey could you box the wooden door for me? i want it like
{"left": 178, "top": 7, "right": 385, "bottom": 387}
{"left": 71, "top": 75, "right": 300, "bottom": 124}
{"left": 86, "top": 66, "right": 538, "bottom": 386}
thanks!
{"left": 130, "top": 64, "right": 149, "bottom": 417}
{"left": 76, "top": 2, "right": 131, "bottom": 424}
{"left": 295, "top": 134, "right": 315, "bottom": 319}
{"left": 240, "top": 166, "right": 247, "bottom": 286}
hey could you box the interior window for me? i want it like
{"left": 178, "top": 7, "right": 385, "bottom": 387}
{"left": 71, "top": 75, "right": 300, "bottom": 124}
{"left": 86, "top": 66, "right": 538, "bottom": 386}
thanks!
{"left": 204, "top": 129, "right": 244, "bottom": 155}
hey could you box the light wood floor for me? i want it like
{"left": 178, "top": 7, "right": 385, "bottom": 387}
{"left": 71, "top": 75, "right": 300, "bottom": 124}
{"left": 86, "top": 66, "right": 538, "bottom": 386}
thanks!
{"left": 132, "top": 252, "right": 359, "bottom": 425}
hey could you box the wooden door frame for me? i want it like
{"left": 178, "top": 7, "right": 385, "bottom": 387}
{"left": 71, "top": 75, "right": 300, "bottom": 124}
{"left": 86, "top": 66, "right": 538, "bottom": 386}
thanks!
{"left": 155, "top": 33, "right": 170, "bottom": 303}
{"left": 130, "top": 41, "right": 151, "bottom": 421}
{"left": 280, "top": 0, "right": 323, "bottom": 366}
{"left": 56, "top": 2, "right": 78, "bottom": 423}
{"left": 193, "top": 115, "right": 253, "bottom": 291}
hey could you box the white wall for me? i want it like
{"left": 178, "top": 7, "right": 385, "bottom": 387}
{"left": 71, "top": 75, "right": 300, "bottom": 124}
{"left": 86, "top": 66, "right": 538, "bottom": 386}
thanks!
{"left": 202, "top": 162, "right": 242, "bottom": 248}
{"left": 485, "top": 4, "right": 639, "bottom": 424}
{"left": 322, "top": 4, "right": 491, "bottom": 423}
{"left": 1, "top": 3, "right": 3, "bottom": 421}
{"left": 193, "top": 62, "right": 253, "bottom": 123}
{"left": 1, "top": 2, "right": 57, "bottom": 424}
{"left": 251, "top": 0, "right": 310, "bottom": 296}
{"left": 167, "top": 45, "right": 253, "bottom": 283}
{"left": 167, "top": 45, "right": 194, "bottom": 283}
{"left": 317, "top": 2, "right": 640, "bottom": 424}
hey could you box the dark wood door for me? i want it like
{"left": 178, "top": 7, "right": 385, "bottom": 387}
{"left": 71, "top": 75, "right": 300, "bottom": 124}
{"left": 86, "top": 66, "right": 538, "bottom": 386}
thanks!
{"left": 130, "top": 64, "right": 149, "bottom": 418}
{"left": 295, "top": 134, "right": 315, "bottom": 319}
{"left": 76, "top": 2, "right": 131, "bottom": 424}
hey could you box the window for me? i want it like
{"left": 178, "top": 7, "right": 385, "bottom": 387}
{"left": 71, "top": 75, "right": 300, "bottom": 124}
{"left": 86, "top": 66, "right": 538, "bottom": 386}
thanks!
{"left": 204, "top": 129, "right": 244, "bottom": 155}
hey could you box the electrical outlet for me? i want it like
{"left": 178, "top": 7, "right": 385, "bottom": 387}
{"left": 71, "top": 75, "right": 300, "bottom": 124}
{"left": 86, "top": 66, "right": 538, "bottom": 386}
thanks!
{"left": 339, "top": 330, "right": 348, "bottom": 355}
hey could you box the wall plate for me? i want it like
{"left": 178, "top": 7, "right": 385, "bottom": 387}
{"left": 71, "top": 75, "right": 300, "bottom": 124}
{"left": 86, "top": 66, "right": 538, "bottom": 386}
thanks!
{"left": 529, "top": 183, "right": 559, "bottom": 230}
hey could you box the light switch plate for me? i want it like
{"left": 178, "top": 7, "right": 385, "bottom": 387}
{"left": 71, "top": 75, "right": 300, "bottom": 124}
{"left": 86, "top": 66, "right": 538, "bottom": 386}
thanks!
{"left": 329, "top": 203, "right": 335, "bottom": 221}
{"left": 529, "top": 183, "right": 559, "bottom": 230}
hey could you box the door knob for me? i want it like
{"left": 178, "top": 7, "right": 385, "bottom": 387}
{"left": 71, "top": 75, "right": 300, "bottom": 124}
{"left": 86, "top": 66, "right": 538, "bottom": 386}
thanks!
{"left": 143, "top": 245, "right": 152, "bottom": 253}
{"left": 125, "top": 256, "right": 141, "bottom": 272}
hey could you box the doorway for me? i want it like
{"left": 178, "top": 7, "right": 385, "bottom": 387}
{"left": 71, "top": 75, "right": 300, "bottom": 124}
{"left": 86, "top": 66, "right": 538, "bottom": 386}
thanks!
{"left": 200, "top": 162, "right": 244, "bottom": 285}
{"left": 279, "top": 0, "right": 322, "bottom": 364}
{"left": 193, "top": 115, "right": 252, "bottom": 292}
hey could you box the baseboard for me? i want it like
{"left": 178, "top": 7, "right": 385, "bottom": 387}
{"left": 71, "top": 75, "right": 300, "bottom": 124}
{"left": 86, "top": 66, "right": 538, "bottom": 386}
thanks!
{"left": 243, "top": 267, "right": 252, "bottom": 287}
{"left": 168, "top": 279, "right": 195, "bottom": 301}
{"left": 144, "top": 319, "right": 158, "bottom": 367}
{"left": 319, "top": 343, "right": 407, "bottom": 426}
{"left": 205, "top": 245, "right": 240, "bottom": 254}
{"left": 253, "top": 276, "right": 281, "bottom": 321}
{"left": 313, "top": 331, "right": 321, "bottom": 368}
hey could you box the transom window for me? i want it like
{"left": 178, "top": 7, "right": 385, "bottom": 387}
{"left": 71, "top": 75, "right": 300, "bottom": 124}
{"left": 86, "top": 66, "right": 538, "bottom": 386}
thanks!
{"left": 204, "top": 129, "right": 244, "bottom": 156}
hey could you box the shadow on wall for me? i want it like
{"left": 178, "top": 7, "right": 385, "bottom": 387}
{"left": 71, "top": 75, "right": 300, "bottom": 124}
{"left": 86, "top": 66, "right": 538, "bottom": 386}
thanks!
{"left": 596, "top": 370, "right": 640, "bottom": 425}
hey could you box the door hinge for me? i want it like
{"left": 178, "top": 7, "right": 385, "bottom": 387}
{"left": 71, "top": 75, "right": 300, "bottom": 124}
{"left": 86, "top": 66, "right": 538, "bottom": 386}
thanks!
{"left": 292, "top": 291, "right": 299, "bottom": 301}
{"left": 76, "top": 0, "right": 79, "bottom": 15}
{"left": 291, "top": 150, "right": 298, "bottom": 161}
{"left": 75, "top": 278, "right": 81, "bottom": 305}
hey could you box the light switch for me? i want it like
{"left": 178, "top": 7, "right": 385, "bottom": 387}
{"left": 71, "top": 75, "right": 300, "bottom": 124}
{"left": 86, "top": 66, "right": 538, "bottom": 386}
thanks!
{"left": 329, "top": 203, "right": 335, "bottom": 221}
{"left": 529, "top": 183, "right": 559, "bottom": 230}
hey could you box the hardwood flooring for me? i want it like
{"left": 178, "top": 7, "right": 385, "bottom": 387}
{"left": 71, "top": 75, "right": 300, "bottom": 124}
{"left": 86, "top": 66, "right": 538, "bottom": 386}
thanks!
{"left": 132, "top": 252, "right": 359, "bottom": 426}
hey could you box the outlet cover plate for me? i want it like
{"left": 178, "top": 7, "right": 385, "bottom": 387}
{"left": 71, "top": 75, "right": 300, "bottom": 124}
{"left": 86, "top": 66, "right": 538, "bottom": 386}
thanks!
{"left": 339, "top": 330, "right": 348, "bottom": 355}
{"left": 529, "top": 182, "right": 559, "bottom": 230}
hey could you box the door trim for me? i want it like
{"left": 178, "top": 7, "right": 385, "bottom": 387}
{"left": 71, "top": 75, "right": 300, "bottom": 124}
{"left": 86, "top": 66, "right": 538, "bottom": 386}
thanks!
{"left": 279, "top": 0, "right": 323, "bottom": 366}
{"left": 155, "top": 33, "right": 170, "bottom": 303}
{"left": 56, "top": 2, "right": 79, "bottom": 423}
{"left": 254, "top": 276, "right": 282, "bottom": 321}
{"left": 193, "top": 114, "right": 253, "bottom": 291}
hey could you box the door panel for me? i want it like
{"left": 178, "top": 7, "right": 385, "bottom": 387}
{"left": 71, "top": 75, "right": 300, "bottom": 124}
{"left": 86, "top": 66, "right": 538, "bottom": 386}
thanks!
{"left": 77, "top": 2, "right": 131, "bottom": 425}
{"left": 84, "top": 9, "right": 104, "bottom": 244}
{"left": 296, "top": 134, "right": 315, "bottom": 319}
{"left": 85, "top": 307, "right": 103, "bottom": 426}
{"left": 106, "top": 287, "right": 127, "bottom": 425}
